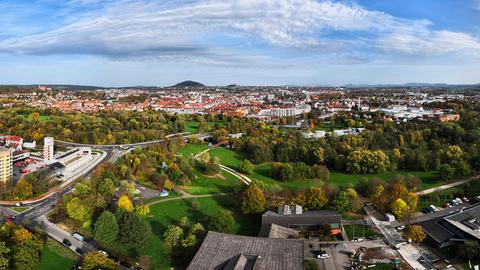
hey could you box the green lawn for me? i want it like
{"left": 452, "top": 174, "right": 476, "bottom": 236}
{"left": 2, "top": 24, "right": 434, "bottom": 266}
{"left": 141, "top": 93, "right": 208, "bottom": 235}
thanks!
{"left": 103, "top": 196, "right": 260, "bottom": 270}
{"left": 184, "top": 121, "right": 226, "bottom": 133}
{"left": 35, "top": 239, "right": 77, "bottom": 270}
{"left": 10, "top": 207, "right": 29, "bottom": 213}
{"left": 329, "top": 170, "right": 441, "bottom": 190}
{"left": 21, "top": 114, "right": 51, "bottom": 122}
{"left": 209, "top": 147, "right": 443, "bottom": 191}
{"left": 183, "top": 169, "right": 243, "bottom": 195}
{"left": 343, "top": 224, "right": 380, "bottom": 240}
{"left": 178, "top": 144, "right": 209, "bottom": 156}
{"left": 315, "top": 121, "right": 348, "bottom": 131}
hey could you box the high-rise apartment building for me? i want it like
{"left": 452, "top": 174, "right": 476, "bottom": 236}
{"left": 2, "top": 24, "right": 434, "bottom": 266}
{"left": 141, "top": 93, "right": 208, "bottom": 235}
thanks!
{"left": 43, "top": 137, "right": 54, "bottom": 161}
{"left": 0, "top": 148, "right": 12, "bottom": 184}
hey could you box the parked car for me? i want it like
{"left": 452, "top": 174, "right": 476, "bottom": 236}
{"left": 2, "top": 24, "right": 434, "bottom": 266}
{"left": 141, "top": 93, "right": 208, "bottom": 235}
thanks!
{"left": 72, "top": 232, "right": 84, "bottom": 242}
{"left": 98, "top": 250, "right": 108, "bottom": 257}
{"left": 62, "top": 239, "right": 71, "bottom": 247}
{"left": 463, "top": 197, "right": 470, "bottom": 202}
{"left": 429, "top": 205, "right": 438, "bottom": 212}
{"left": 75, "top": 247, "right": 84, "bottom": 255}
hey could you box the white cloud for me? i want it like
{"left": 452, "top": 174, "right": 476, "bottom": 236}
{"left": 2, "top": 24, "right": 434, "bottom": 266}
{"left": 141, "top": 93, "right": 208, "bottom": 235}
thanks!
{"left": 0, "top": 0, "right": 479, "bottom": 63}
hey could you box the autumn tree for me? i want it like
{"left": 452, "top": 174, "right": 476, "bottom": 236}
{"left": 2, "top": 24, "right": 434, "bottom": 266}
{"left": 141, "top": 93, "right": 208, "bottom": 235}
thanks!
{"left": 404, "top": 225, "right": 426, "bottom": 243}
{"left": 305, "top": 187, "right": 328, "bottom": 210}
{"left": 117, "top": 194, "right": 134, "bottom": 212}
{"left": 82, "top": 252, "right": 117, "bottom": 270}
{"left": 66, "top": 197, "right": 93, "bottom": 224}
{"left": 240, "top": 159, "right": 255, "bottom": 175}
{"left": 240, "top": 186, "right": 266, "bottom": 214}
{"left": 391, "top": 198, "right": 409, "bottom": 219}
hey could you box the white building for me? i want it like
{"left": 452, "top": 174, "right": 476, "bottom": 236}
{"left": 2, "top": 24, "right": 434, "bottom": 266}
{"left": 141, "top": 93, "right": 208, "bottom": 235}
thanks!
{"left": 43, "top": 137, "right": 54, "bottom": 161}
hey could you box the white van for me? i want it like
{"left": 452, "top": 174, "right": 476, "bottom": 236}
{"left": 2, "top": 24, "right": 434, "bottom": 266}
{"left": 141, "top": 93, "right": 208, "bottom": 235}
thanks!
{"left": 72, "top": 232, "right": 84, "bottom": 242}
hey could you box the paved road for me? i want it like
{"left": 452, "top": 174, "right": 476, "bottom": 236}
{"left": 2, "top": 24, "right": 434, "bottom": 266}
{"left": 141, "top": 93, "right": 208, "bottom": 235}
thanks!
{"left": 364, "top": 205, "right": 426, "bottom": 270}
{"left": 56, "top": 132, "right": 211, "bottom": 150}
{"left": 416, "top": 175, "right": 480, "bottom": 196}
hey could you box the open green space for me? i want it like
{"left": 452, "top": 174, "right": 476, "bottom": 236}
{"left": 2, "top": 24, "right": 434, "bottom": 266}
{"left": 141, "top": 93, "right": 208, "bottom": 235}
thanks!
{"left": 315, "top": 121, "right": 348, "bottom": 131}
{"left": 177, "top": 143, "right": 209, "bottom": 156}
{"left": 209, "top": 147, "right": 442, "bottom": 191}
{"left": 145, "top": 191, "right": 182, "bottom": 204}
{"left": 20, "top": 114, "right": 51, "bottom": 122}
{"left": 104, "top": 196, "right": 260, "bottom": 270}
{"left": 10, "top": 207, "right": 29, "bottom": 213}
{"left": 35, "top": 239, "right": 77, "bottom": 270}
{"left": 184, "top": 121, "right": 226, "bottom": 133}
{"left": 344, "top": 224, "right": 380, "bottom": 240}
{"left": 183, "top": 169, "right": 243, "bottom": 195}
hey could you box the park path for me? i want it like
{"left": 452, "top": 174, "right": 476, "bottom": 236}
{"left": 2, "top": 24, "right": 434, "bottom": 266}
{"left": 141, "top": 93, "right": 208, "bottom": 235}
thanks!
{"left": 416, "top": 175, "right": 480, "bottom": 196}
{"left": 148, "top": 145, "right": 253, "bottom": 206}
{"left": 147, "top": 190, "right": 232, "bottom": 206}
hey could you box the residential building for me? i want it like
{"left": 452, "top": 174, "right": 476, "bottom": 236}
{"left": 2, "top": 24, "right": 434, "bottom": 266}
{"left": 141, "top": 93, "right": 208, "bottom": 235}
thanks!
{"left": 0, "top": 148, "right": 12, "bottom": 183}
{"left": 43, "top": 137, "right": 54, "bottom": 161}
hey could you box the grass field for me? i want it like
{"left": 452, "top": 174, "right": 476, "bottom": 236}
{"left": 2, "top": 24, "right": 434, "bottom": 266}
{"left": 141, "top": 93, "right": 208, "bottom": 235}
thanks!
{"left": 177, "top": 144, "right": 209, "bottom": 156}
{"left": 183, "top": 169, "right": 243, "bottom": 195}
{"left": 20, "top": 114, "right": 51, "bottom": 122}
{"left": 104, "top": 196, "right": 260, "bottom": 270}
{"left": 209, "top": 147, "right": 443, "bottom": 191}
{"left": 35, "top": 239, "right": 77, "bottom": 270}
{"left": 343, "top": 224, "right": 380, "bottom": 240}
{"left": 184, "top": 121, "right": 226, "bottom": 133}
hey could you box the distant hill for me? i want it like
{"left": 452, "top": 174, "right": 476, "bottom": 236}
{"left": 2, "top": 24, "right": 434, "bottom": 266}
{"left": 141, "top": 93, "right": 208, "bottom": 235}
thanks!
{"left": 173, "top": 80, "right": 205, "bottom": 88}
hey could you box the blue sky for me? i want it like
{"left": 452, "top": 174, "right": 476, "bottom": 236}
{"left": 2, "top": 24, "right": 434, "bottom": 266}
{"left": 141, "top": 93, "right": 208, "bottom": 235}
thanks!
{"left": 0, "top": 0, "right": 479, "bottom": 86}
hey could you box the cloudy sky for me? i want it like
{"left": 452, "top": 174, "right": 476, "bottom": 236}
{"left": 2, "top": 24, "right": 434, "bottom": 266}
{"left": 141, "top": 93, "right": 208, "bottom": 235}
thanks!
{"left": 0, "top": 0, "right": 479, "bottom": 86}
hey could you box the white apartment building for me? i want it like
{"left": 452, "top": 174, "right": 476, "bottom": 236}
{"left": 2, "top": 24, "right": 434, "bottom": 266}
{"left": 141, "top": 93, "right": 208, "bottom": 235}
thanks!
{"left": 43, "top": 137, "right": 54, "bottom": 161}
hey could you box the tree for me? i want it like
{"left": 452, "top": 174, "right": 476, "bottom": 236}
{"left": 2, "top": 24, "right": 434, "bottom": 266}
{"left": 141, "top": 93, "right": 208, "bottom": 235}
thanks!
{"left": 209, "top": 210, "right": 235, "bottom": 234}
{"left": 135, "top": 204, "right": 150, "bottom": 216}
{"left": 346, "top": 149, "right": 391, "bottom": 174}
{"left": 404, "top": 225, "right": 426, "bottom": 243}
{"left": 163, "top": 179, "right": 174, "bottom": 191}
{"left": 82, "top": 252, "right": 117, "bottom": 270}
{"left": 12, "top": 178, "right": 33, "bottom": 200}
{"left": 391, "top": 198, "right": 409, "bottom": 219}
{"left": 240, "top": 159, "right": 254, "bottom": 175}
{"left": 117, "top": 194, "right": 134, "bottom": 212}
{"left": 66, "top": 197, "right": 93, "bottom": 224}
{"left": 94, "top": 211, "right": 119, "bottom": 243}
{"left": 240, "top": 186, "right": 266, "bottom": 214}
{"left": 181, "top": 234, "right": 197, "bottom": 248}
{"left": 11, "top": 228, "right": 43, "bottom": 270}
{"left": 305, "top": 188, "right": 328, "bottom": 210}
{"left": 465, "top": 240, "right": 480, "bottom": 260}
{"left": 439, "top": 164, "right": 455, "bottom": 180}
{"left": 333, "top": 191, "right": 350, "bottom": 213}
{"left": 164, "top": 225, "right": 183, "bottom": 247}
{"left": 0, "top": 242, "right": 9, "bottom": 270}
{"left": 116, "top": 210, "right": 151, "bottom": 249}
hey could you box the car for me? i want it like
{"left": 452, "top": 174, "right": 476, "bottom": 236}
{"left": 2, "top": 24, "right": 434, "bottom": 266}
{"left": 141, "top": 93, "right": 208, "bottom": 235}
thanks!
{"left": 455, "top": 198, "right": 463, "bottom": 204}
{"left": 72, "top": 232, "right": 84, "bottom": 242}
{"left": 429, "top": 205, "right": 438, "bottom": 212}
{"left": 462, "top": 197, "right": 470, "bottom": 202}
{"left": 62, "top": 239, "right": 72, "bottom": 247}
{"left": 75, "top": 247, "right": 84, "bottom": 255}
{"left": 422, "top": 208, "right": 431, "bottom": 214}
{"left": 396, "top": 226, "right": 406, "bottom": 231}
{"left": 98, "top": 250, "right": 108, "bottom": 256}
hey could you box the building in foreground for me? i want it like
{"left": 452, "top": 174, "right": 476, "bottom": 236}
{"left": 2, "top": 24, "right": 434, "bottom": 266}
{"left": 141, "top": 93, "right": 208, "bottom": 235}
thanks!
{"left": 262, "top": 205, "right": 343, "bottom": 235}
{"left": 186, "top": 231, "right": 304, "bottom": 270}
{"left": 0, "top": 148, "right": 12, "bottom": 184}
{"left": 419, "top": 203, "right": 480, "bottom": 248}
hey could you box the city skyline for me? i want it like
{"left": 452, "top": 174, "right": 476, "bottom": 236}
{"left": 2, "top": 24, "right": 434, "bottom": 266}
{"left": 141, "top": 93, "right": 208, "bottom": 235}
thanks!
{"left": 0, "top": 0, "right": 479, "bottom": 86}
